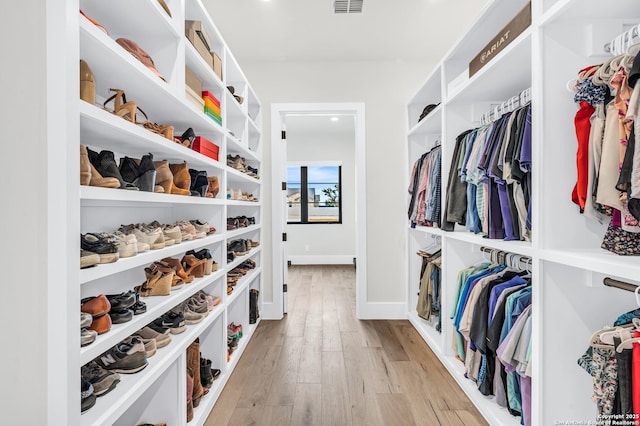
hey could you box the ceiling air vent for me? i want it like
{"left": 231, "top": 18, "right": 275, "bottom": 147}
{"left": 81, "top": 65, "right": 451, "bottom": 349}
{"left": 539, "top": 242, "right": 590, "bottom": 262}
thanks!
{"left": 334, "top": 0, "right": 363, "bottom": 14}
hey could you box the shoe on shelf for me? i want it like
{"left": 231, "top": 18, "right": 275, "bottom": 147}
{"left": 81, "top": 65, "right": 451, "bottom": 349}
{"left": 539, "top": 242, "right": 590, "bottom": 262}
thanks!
{"left": 116, "top": 38, "right": 166, "bottom": 82}
{"left": 80, "top": 249, "right": 100, "bottom": 269}
{"left": 81, "top": 294, "right": 111, "bottom": 317}
{"left": 173, "top": 302, "right": 205, "bottom": 325}
{"left": 102, "top": 88, "right": 148, "bottom": 124}
{"left": 119, "top": 154, "right": 157, "bottom": 192}
{"left": 153, "top": 160, "right": 191, "bottom": 195}
{"left": 206, "top": 176, "right": 219, "bottom": 198}
{"left": 187, "top": 339, "right": 204, "bottom": 408}
{"left": 131, "top": 293, "right": 147, "bottom": 315}
{"left": 186, "top": 368, "right": 194, "bottom": 422}
{"left": 106, "top": 291, "right": 136, "bottom": 311}
{"left": 132, "top": 335, "right": 157, "bottom": 358}
{"left": 160, "top": 257, "right": 194, "bottom": 285}
{"left": 81, "top": 328, "right": 97, "bottom": 347}
{"left": 159, "top": 224, "right": 182, "bottom": 245}
{"left": 135, "top": 263, "right": 174, "bottom": 297}
{"left": 87, "top": 148, "right": 138, "bottom": 190}
{"left": 95, "top": 336, "right": 148, "bottom": 374}
{"left": 228, "top": 239, "right": 249, "bottom": 256}
{"left": 200, "top": 356, "right": 214, "bottom": 391}
{"left": 190, "top": 219, "right": 215, "bottom": 235}
{"left": 109, "top": 308, "right": 134, "bottom": 324}
{"left": 176, "top": 221, "right": 197, "bottom": 241}
{"left": 80, "top": 378, "right": 96, "bottom": 413}
{"left": 81, "top": 312, "right": 93, "bottom": 329}
{"left": 141, "top": 121, "right": 174, "bottom": 141}
{"left": 80, "top": 145, "right": 119, "bottom": 189}
{"left": 136, "top": 326, "right": 172, "bottom": 349}
{"left": 128, "top": 226, "right": 164, "bottom": 250}
{"left": 189, "top": 169, "right": 208, "bottom": 197}
{"left": 81, "top": 233, "right": 119, "bottom": 264}
{"left": 80, "top": 59, "right": 96, "bottom": 105}
{"left": 181, "top": 254, "right": 206, "bottom": 279}
{"left": 89, "top": 313, "right": 112, "bottom": 335}
{"left": 79, "top": 10, "right": 109, "bottom": 35}
{"left": 153, "top": 311, "right": 186, "bottom": 335}
{"left": 185, "top": 248, "right": 214, "bottom": 275}
{"left": 81, "top": 361, "right": 121, "bottom": 397}
{"left": 112, "top": 232, "right": 138, "bottom": 258}
{"left": 169, "top": 162, "right": 191, "bottom": 194}
{"left": 227, "top": 217, "right": 239, "bottom": 230}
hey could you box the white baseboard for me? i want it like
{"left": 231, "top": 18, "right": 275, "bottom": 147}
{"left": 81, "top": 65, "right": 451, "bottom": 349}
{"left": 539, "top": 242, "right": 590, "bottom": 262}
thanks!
{"left": 357, "top": 302, "right": 407, "bottom": 319}
{"left": 288, "top": 255, "right": 354, "bottom": 265}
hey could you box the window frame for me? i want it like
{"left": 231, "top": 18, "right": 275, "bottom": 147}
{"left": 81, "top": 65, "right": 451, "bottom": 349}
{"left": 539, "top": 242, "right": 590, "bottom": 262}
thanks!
{"left": 286, "top": 164, "right": 343, "bottom": 225}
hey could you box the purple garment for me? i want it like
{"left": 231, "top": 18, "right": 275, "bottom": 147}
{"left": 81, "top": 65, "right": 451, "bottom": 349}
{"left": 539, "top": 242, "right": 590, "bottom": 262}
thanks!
{"left": 612, "top": 209, "right": 622, "bottom": 227}
{"left": 487, "top": 277, "right": 528, "bottom": 324}
{"left": 520, "top": 106, "right": 532, "bottom": 171}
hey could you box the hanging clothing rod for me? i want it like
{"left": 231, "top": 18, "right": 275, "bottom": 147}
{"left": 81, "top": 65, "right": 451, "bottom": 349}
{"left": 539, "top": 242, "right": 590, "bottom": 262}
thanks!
{"left": 604, "top": 24, "right": 640, "bottom": 55}
{"left": 480, "top": 246, "right": 532, "bottom": 264}
{"left": 603, "top": 277, "right": 639, "bottom": 293}
{"left": 480, "top": 87, "right": 531, "bottom": 125}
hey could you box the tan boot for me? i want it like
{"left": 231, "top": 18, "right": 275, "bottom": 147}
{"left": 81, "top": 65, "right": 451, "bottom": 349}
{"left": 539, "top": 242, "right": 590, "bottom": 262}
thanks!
{"left": 169, "top": 161, "right": 192, "bottom": 194}
{"left": 80, "top": 144, "right": 91, "bottom": 185}
{"left": 187, "top": 339, "right": 204, "bottom": 408}
{"left": 206, "top": 176, "right": 220, "bottom": 198}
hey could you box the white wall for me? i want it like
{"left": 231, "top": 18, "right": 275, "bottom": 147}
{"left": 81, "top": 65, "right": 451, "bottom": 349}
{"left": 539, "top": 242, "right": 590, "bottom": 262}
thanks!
{"left": 286, "top": 116, "right": 356, "bottom": 261}
{"left": 245, "top": 59, "right": 432, "bottom": 303}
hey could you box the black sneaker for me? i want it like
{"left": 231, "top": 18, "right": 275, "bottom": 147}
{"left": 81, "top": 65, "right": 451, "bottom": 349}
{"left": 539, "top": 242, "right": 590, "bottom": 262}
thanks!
{"left": 81, "top": 378, "right": 96, "bottom": 413}
{"left": 105, "top": 291, "right": 136, "bottom": 310}
{"left": 152, "top": 311, "right": 186, "bottom": 334}
{"left": 94, "top": 337, "right": 148, "bottom": 374}
{"left": 81, "top": 361, "right": 121, "bottom": 397}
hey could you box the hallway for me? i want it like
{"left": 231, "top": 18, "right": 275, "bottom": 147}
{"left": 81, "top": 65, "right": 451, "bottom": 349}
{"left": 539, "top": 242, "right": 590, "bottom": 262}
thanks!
{"left": 206, "top": 265, "right": 487, "bottom": 426}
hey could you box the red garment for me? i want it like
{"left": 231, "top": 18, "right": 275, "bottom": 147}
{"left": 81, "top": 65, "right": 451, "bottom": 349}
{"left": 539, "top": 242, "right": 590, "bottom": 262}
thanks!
{"left": 573, "top": 100, "right": 595, "bottom": 210}
{"left": 633, "top": 330, "right": 640, "bottom": 415}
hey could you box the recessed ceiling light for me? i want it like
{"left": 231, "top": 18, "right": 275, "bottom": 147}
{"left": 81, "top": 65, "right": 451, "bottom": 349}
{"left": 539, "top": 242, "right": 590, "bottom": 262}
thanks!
{"left": 331, "top": 117, "right": 339, "bottom": 122}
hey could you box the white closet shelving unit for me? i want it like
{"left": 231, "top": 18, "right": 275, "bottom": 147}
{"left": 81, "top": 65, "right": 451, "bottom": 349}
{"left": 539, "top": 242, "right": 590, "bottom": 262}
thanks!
{"left": 75, "top": 0, "right": 262, "bottom": 424}
{"left": 406, "top": 0, "right": 640, "bottom": 424}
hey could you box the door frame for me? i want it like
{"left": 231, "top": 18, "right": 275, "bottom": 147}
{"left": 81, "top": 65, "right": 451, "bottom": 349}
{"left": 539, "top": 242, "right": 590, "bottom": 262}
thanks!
{"left": 270, "top": 103, "right": 367, "bottom": 319}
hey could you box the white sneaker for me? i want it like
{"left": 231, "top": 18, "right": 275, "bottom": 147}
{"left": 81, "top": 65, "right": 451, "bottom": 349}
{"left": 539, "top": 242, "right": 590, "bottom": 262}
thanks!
{"left": 114, "top": 232, "right": 138, "bottom": 258}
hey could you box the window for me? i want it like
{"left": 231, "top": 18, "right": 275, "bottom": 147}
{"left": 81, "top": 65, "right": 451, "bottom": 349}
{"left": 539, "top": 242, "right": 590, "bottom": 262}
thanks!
{"left": 287, "top": 165, "right": 342, "bottom": 224}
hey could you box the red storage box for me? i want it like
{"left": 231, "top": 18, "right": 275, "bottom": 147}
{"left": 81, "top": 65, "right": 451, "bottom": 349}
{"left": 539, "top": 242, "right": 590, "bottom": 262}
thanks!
{"left": 191, "top": 136, "right": 219, "bottom": 161}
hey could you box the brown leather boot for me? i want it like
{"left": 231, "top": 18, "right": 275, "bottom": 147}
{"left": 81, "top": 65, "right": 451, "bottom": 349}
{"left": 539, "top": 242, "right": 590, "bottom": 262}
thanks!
{"left": 80, "top": 60, "right": 95, "bottom": 105}
{"left": 186, "top": 367, "right": 194, "bottom": 422}
{"left": 169, "top": 162, "right": 192, "bottom": 193}
{"left": 80, "top": 144, "right": 91, "bottom": 185}
{"left": 187, "top": 339, "right": 204, "bottom": 408}
{"left": 206, "top": 176, "right": 220, "bottom": 198}
{"left": 153, "top": 160, "right": 190, "bottom": 195}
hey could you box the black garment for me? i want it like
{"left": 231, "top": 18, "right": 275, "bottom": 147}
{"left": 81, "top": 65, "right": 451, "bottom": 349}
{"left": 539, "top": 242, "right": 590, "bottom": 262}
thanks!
{"left": 614, "top": 336, "right": 634, "bottom": 415}
{"left": 442, "top": 130, "right": 472, "bottom": 231}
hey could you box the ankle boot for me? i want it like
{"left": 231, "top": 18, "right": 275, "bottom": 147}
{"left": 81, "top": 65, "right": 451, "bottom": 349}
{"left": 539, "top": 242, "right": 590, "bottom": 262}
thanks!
{"left": 88, "top": 149, "right": 138, "bottom": 190}
{"left": 119, "top": 154, "right": 157, "bottom": 192}
{"left": 154, "top": 160, "right": 190, "bottom": 195}
{"left": 189, "top": 169, "right": 209, "bottom": 197}
{"left": 250, "top": 289, "right": 260, "bottom": 324}
{"left": 206, "top": 176, "right": 219, "bottom": 198}
{"left": 80, "top": 60, "right": 96, "bottom": 105}
{"left": 80, "top": 144, "right": 91, "bottom": 185}
{"left": 187, "top": 339, "right": 204, "bottom": 408}
{"left": 169, "top": 162, "right": 191, "bottom": 193}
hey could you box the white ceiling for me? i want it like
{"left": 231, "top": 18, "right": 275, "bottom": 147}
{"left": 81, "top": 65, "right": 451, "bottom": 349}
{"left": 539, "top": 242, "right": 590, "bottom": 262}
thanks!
{"left": 286, "top": 114, "right": 355, "bottom": 139}
{"left": 203, "top": 0, "right": 488, "bottom": 63}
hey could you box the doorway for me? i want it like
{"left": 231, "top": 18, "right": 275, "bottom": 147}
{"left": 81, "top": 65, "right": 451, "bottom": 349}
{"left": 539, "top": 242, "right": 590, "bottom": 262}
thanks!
{"left": 271, "top": 103, "right": 366, "bottom": 319}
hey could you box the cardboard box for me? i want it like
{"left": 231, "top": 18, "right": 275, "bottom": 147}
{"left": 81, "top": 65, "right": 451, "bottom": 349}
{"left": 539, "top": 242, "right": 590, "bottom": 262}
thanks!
{"left": 185, "top": 66, "right": 202, "bottom": 95}
{"left": 185, "top": 20, "right": 212, "bottom": 51}
{"left": 192, "top": 136, "right": 219, "bottom": 161}
{"left": 186, "top": 29, "right": 213, "bottom": 69}
{"left": 185, "top": 85, "right": 205, "bottom": 110}
{"left": 212, "top": 52, "right": 223, "bottom": 81}
{"left": 201, "top": 91, "right": 220, "bottom": 107}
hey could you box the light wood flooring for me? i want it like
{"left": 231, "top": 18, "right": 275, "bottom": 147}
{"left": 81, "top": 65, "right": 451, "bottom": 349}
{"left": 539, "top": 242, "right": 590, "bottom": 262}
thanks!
{"left": 205, "top": 265, "right": 488, "bottom": 426}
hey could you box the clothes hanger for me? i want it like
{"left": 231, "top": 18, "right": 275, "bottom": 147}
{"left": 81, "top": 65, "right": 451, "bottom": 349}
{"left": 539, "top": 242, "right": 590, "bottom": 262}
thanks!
{"left": 615, "top": 317, "right": 640, "bottom": 353}
{"left": 600, "top": 326, "right": 634, "bottom": 345}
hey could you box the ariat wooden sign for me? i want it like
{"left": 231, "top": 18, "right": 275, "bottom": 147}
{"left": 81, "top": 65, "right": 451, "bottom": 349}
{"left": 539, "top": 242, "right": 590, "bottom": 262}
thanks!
{"left": 469, "top": 2, "right": 531, "bottom": 77}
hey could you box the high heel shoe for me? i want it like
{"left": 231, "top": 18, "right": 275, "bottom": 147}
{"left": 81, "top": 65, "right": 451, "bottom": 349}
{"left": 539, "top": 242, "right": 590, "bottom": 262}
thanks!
{"left": 181, "top": 254, "right": 206, "bottom": 279}
{"left": 185, "top": 248, "right": 214, "bottom": 275}
{"left": 153, "top": 160, "right": 191, "bottom": 195}
{"left": 80, "top": 60, "right": 95, "bottom": 105}
{"left": 103, "top": 88, "right": 147, "bottom": 123}
{"left": 189, "top": 169, "right": 208, "bottom": 197}
{"left": 160, "top": 257, "right": 195, "bottom": 284}
{"left": 181, "top": 128, "right": 196, "bottom": 147}
{"left": 169, "top": 162, "right": 192, "bottom": 194}
{"left": 206, "top": 176, "right": 219, "bottom": 198}
{"left": 87, "top": 148, "right": 138, "bottom": 190}
{"left": 142, "top": 122, "right": 174, "bottom": 141}
{"left": 144, "top": 262, "right": 183, "bottom": 292}
{"left": 135, "top": 266, "right": 173, "bottom": 296}
{"left": 119, "top": 153, "right": 157, "bottom": 192}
